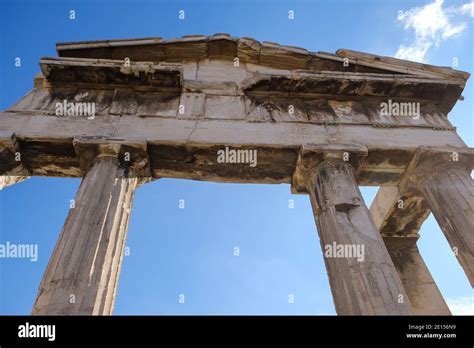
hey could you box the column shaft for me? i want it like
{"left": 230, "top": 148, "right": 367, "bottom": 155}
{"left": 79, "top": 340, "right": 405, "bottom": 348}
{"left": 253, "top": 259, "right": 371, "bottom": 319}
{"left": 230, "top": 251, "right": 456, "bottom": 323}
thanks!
{"left": 419, "top": 165, "right": 474, "bottom": 286}
{"left": 383, "top": 236, "right": 451, "bottom": 315}
{"left": 32, "top": 156, "right": 137, "bottom": 315}
{"left": 308, "top": 160, "right": 413, "bottom": 315}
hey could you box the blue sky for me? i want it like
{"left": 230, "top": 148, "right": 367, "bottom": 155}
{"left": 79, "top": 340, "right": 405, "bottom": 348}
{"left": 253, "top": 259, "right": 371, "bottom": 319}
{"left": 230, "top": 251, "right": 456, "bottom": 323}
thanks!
{"left": 0, "top": 0, "right": 473, "bottom": 315}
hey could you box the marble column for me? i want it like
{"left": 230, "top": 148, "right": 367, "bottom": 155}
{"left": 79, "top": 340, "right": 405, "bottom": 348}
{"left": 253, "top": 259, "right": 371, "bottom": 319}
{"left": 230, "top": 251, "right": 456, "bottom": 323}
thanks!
{"left": 417, "top": 163, "right": 474, "bottom": 287}
{"left": 383, "top": 236, "right": 451, "bottom": 315}
{"left": 32, "top": 154, "right": 138, "bottom": 315}
{"left": 307, "top": 159, "right": 413, "bottom": 315}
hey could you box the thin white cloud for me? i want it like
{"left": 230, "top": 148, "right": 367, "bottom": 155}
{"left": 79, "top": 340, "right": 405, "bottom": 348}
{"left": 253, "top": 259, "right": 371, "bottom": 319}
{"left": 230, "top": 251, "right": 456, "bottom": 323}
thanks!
{"left": 395, "top": 0, "right": 473, "bottom": 62}
{"left": 453, "top": 2, "right": 474, "bottom": 16}
{"left": 446, "top": 296, "right": 474, "bottom": 315}
{"left": 396, "top": 41, "right": 433, "bottom": 63}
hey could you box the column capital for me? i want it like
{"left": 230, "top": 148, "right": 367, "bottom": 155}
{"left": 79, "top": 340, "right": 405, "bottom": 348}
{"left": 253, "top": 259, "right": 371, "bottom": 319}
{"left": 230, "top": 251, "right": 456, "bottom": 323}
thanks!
{"left": 0, "top": 131, "right": 30, "bottom": 176}
{"left": 399, "top": 146, "right": 474, "bottom": 194}
{"left": 73, "top": 136, "right": 151, "bottom": 178}
{"left": 291, "top": 143, "right": 367, "bottom": 194}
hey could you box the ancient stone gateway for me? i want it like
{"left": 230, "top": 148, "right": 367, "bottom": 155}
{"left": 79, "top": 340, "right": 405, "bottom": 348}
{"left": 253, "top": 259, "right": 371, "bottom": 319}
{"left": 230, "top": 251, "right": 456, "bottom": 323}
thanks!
{"left": 1, "top": 34, "right": 473, "bottom": 315}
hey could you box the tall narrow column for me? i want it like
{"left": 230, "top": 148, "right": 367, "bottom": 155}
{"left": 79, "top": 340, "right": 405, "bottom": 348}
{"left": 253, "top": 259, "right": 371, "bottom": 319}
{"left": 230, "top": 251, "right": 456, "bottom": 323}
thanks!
{"left": 32, "top": 139, "right": 149, "bottom": 315}
{"left": 369, "top": 188, "right": 451, "bottom": 314}
{"left": 419, "top": 164, "right": 474, "bottom": 286}
{"left": 401, "top": 147, "right": 474, "bottom": 287}
{"left": 306, "top": 157, "right": 413, "bottom": 314}
{"left": 383, "top": 236, "right": 451, "bottom": 315}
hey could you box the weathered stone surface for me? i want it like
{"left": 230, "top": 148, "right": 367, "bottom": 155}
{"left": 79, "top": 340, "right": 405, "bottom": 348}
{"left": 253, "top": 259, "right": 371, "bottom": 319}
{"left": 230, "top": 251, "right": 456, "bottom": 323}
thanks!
{"left": 363, "top": 101, "right": 397, "bottom": 127}
{"left": 307, "top": 159, "right": 413, "bottom": 315}
{"left": 243, "top": 72, "right": 464, "bottom": 113}
{"left": 57, "top": 37, "right": 165, "bottom": 62}
{"left": 2, "top": 34, "right": 473, "bottom": 316}
{"left": 183, "top": 61, "right": 198, "bottom": 80}
{"left": 266, "top": 99, "right": 308, "bottom": 122}
{"left": 135, "top": 93, "right": 179, "bottom": 117}
{"left": 370, "top": 187, "right": 430, "bottom": 237}
{"left": 196, "top": 60, "right": 249, "bottom": 84}
{"left": 0, "top": 132, "right": 30, "bottom": 177}
{"left": 208, "top": 34, "right": 238, "bottom": 59}
{"left": 9, "top": 89, "right": 51, "bottom": 112}
{"left": 40, "top": 57, "right": 183, "bottom": 91}
{"left": 306, "top": 100, "right": 336, "bottom": 123}
{"left": 259, "top": 42, "right": 308, "bottom": 70}
{"left": 110, "top": 89, "right": 138, "bottom": 115}
{"left": 21, "top": 139, "right": 81, "bottom": 177}
{"left": 419, "top": 164, "right": 474, "bottom": 286}
{"left": 421, "top": 103, "right": 453, "bottom": 130}
{"left": 245, "top": 99, "right": 272, "bottom": 122}
{"left": 328, "top": 100, "right": 369, "bottom": 124}
{"left": 56, "top": 35, "right": 470, "bottom": 89}
{"left": 178, "top": 93, "right": 205, "bottom": 119}
{"left": 148, "top": 144, "right": 297, "bottom": 183}
{"left": 1, "top": 108, "right": 468, "bottom": 184}
{"left": 32, "top": 156, "right": 138, "bottom": 315}
{"left": 164, "top": 36, "right": 208, "bottom": 61}
{"left": 245, "top": 63, "right": 291, "bottom": 77}
{"left": 205, "top": 95, "right": 245, "bottom": 120}
{"left": 237, "top": 37, "right": 261, "bottom": 64}
{"left": 383, "top": 236, "right": 451, "bottom": 315}
{"left": 398, "top": 147, "right": 474, "bottom": 286}
{"left": 336, "top": 48, "right": 468, "bottom": 80}
{"left": 110, "top": 43, "right": 165, "bottom": 62}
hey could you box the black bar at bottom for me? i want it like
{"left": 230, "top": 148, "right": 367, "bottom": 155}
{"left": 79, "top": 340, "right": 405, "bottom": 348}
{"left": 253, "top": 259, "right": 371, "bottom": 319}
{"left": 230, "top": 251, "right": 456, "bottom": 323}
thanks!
{"left": 0, "top": 315, "right": 472, "bottom": 346}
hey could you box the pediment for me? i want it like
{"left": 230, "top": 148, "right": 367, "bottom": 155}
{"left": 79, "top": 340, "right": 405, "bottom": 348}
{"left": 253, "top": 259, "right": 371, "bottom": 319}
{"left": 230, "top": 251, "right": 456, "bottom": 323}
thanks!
{"left": 56, "top": 34, "right": 469, "bottom": 80}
